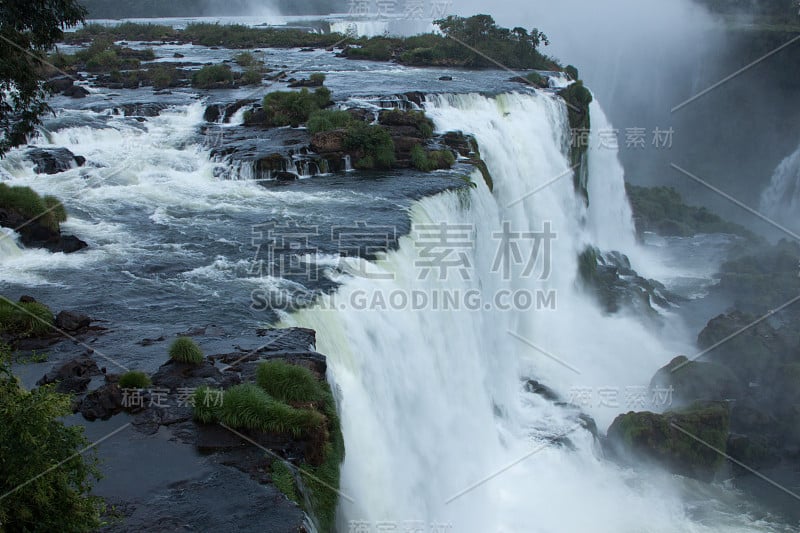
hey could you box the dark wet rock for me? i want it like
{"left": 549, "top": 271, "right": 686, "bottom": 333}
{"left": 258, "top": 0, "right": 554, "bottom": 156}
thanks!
{"left": 579, "top": 247, "right": 678, "bottom": 316}
{"left": 55, "top": 310, "right": 92, "bottom": 332}
{"left": 117, "top": 103, "right": 170, "bottom": 117}
{"left": 243, "top": 108, "right": 271, "bottom": 127}
{"left": 288, "top": 76, "right": 323, "bottom": 87}
{"left": 524, "top": 379, "right": 560, "bottom": 402}
{"left": 63, "top": 84, "right": 90, "bottom": 98}
{"left": 138, "top": 336, "right": 166, "bottom": 346}
{"left": 79, "top": 383, "right": 124, "bottom": 421}
{"left": 403, "top": 91, "right": 426, "bottom": 106}
{"left": 151, "top": 359, "right": 224, "bottom": 391}
{"left": 650, "top": 355, "right": 743, "bottom": 406}
{"left": 45, "top": 76, "right": 74, "bottom": 93}
{"left": 606, "top": 402, "right": 730, "bottom": 482}
{"left": 18, "top": 295, "right": 37, "bottom": 303}
{"left": 442, "top": 131, "right": 474, "bottom": 157}
{"left": 439, "top": 75, "right": 453, "bottom": 81}
{"left": 173, "top": 52, "right": 185, "bottom": 58}
{"left": 25, "top": 147, "right": 85, "bottom": 175}
{"left": 0, "top": 205, "right": 87, "bottom": 253}
{"left": 49, "top": 234, "right": 89, "bottom": 254}
{"left": 275, "top": 171, "right": 298, "bottom": 182}
{"left": 38, "top": 355, "right": 100, "bottom": 393}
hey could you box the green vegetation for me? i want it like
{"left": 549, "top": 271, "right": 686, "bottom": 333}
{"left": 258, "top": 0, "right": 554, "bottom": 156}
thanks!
{"left": 0, "top": 0, "right": 86, "bottom": 155}
{"left": 168, "top": 337, "right": 204, "bottom": 365}
{"left": 118, "top": 370, "right": 152, "bottom": 389}
{"left": 0, "top": 344, "right": 104, "bottom": 530}
{"left": 258, "top": 86, "right": 332, "bottom": 127}
{"left": 626, "top": 184, "right": 753, "bottom": 238}
{"left": 345, "top": 123, "right": 396, "bottom": 170}
{"left": 410, "top": 145, "right": 455, "bottom": 171}
{"left": 307, "top": 109, "right": 355, "bottom": 134}
{"left": 271, "top": 460, "right": 300, "bottom": 504}
{"left": 525, "top": 71, "right": 547, "bottom": 88}
{"left": 558, "top": 80, "right": 593, "bottom": 201}
{"left": 565, "top": 65, "right": 579, "bottom": 81}
{"left": 191, "top": 64, "right": 235, "bottom": 89}
{"left": 72, "top": 38, "right": 155, "bottom": 72}
{"left": 607, "top": 402, "right": 730, "bottom": 481}
{"left": 240, "top": 68, "right": 263, "bottom": 86}
{"left": 0, "top": 297, "right": 55, "bottom": 338}
{"left": 309, "top": 73, "right": 326, "bottom": 85}
{"left": 191, "top": 360, "right": 344, "bottom": 532}
{"left": 346, "top": 15, "right": 558, "bottom": 70}
{"left": 233, "top": 52, "right": 259, "bottom": 67}
{"left": 0, "top": 183, "right": 68, "bottom": 232}
{"left": 378, "top": 109, "right": 434, "bottom": 138}
{"left": 256, "top": 361, "right": 324, "bottom": 403}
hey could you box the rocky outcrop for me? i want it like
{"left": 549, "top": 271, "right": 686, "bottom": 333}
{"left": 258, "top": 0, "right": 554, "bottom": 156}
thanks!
{"left": 37, "top": 355, "right": 101, "bottom": 394}
{"left": 650, "top": 355, "right": 743, "bottom": 406}
{"left": 0, "top": 206, "right": 88, "bottom": 253}
{"left": 606, "top": 402, "right": 730, "bottom": 482}
{"left": 25, "top": 147, "right": 85, "bottom": 175}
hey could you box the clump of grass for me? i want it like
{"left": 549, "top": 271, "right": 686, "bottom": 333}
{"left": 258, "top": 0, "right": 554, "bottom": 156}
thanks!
{"left": 217, "top": 384, "right": 325, "bottom": 437}
{"left": 0, "top": 184, "right": 66, "bottom": 231}
{"left": 261, "top": 86, "right": 331, "bottom": 127}
{"left": 271, "top": 460, "right": 300, "bottom": 504}
{"left": 256, "top": 361, "right": 323, "bottom": 403}
{"left": 118, "top": 371, "right": 151, "bottom": 389}
{"left": 240, "top": 68, "right": 263, "bottom": 86}
{"left": 307, "top": 109, "right": 354, "bottom": 134}
{"left": 233, "top": 52, "right": 258, "bottom": 67}
{"left": 309, "top": 72, "right": 326, "bottom": 84}
{"left": 0, "top": 298, "right": 55, "bottom": 338}
{"left": 168, "top": 337, "right": 204, "bottom": 365}
{"left": 192, "top": 386, "right": 223, "bottom": 423}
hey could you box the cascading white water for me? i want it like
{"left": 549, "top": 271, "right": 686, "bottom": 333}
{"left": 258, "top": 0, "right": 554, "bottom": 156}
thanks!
{"left": 0, "top": 228, "right": 24, "bottom": 259}
{"left": 760, "top": 142, "right": 800, "bottom": 234}
{"left": 288, "top": 92, "right": 771, "bottom": 531}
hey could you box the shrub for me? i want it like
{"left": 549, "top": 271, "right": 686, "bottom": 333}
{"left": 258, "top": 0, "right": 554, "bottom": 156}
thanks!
{"left": 256, "top": 361, "right": 323, "bottom": 403}
{"left": 240, "top": 67, "right": 263, "bottom": 86}
{"left": 217, "top": 384, "right": 325, "bottom": 436}
{"left": 261, "top": 87, "right": 331, "bottom": 127}
{"left": 307, "top": 109, "right": 354, "bottom": 133}
{"left": 345, "top": 123, "right": 395, "bottom": 170}
{"left": 118, "top": 371, "right": 151, "bottom": 389}
{"left": 526, "top": 71, "right": 547, "bottom": 88}
{"left": 565, "top": 64, "right": 579, "bottom": 81}
{"left": 168, "top": 337, "right": 204, "bottom": 364}
{"left": 149, "top": 65, "right": 178, "bottom": 89}
{"left": 233, "top": 51, "right": 258, "bottom": 67}
{"left": 43, "top": 195, "right": 67, "bottom": 224}
{"left": 192, "top": 64, "right": 234, "bottom": 88}
{"left": 309, "top": 72, "right": 326, "bottom": 84}
{"left": 0, "top": 349, "right": 104, "bottom": 530}
{"left": 0, "top": 298, "right": 55, "bottom": 338}
{"left": 410, "top": 145, "right": 456, "bottom": 172}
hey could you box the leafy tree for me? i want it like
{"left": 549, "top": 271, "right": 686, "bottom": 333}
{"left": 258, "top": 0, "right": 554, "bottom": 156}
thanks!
{"left": 0, "top": 0, "right": 86, "bottom": 155}
{"left": 0, "top": 344, "right": 104, "bottom": 530}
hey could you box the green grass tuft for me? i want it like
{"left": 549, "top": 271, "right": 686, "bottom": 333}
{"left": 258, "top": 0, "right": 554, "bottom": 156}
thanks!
{"left": 256, "top": 361, "right": 323, "bottom": 403}
{"left": 271, "top": 460, "right": 300, "bottom": 504}
{"left": 307, "top": 109, "right": 354, "bottom": 134}
{"left": 168, "top": 337, "right": 204, "bottom": 365}
{"left": 217, "top": 384, "right": 325, "bottom": 437}
{"left": 118, "top": 371, "right": 151, "bottom": 389}
{"left": 0, "top": 298, "right": 55, "bottom": 338}
{"left": 0, "top": 184, "right": 67, "bottom": 232}
{"left": 192, "top": 64, "right": 234, "bottom": 88}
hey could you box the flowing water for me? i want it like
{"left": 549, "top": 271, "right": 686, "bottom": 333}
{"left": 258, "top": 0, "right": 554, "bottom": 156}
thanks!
{"left": 0, "top": 39, "right": 791, "bottom": 531}
{"left": 760, "top": 142, "right": 800, "bottom": 235}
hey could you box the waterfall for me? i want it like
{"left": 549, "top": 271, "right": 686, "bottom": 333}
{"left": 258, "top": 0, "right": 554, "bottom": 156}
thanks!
{"left": 0, "top": 228, "right": 24, "bottom": 259}
{"left": 760, "top": 142, "right": 800, "bottom": 234}
{"left": 287, "top": 92, "right": 766, "bottom": 532}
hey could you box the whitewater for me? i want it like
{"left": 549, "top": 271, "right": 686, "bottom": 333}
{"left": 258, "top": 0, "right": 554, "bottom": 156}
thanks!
{"left": 288, "top": 92, "right": 782, "bottom": 531}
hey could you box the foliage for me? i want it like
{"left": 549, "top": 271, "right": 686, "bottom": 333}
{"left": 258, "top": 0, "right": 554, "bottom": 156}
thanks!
{"left": 256, "top": 360, "right": 324, "bottom": 403}
{"left": 410, "top": 145, "right": 455, "bottom": 171}
{"left": 309, "top": 73, "right": 326, "bottom": 84}
{"left": 378, "top": 109, "right": 434, "bottom": 138}
{"left": 118, "top": 370, "right": 151, "bottom": 389}
{"left": 68, "top": 22, "right": 176, "bottom": 43}
{"left": 565, "top": 64, "right": 579, "bottom": 81}
{"left": 233, "top": 51, "right": 258, "bottom": 67}
{"left": 0, "top": 345, "right": 104, "bottom": 530}
{"left": 217, "top": 384, "right": 324, "bottom": 437}
{"left": 0, "top": 0, "right": 86, "bottom": 155}
{"left": 307, "top": 109, "right": 355, "bottom": 133}
{"left": 180, "top": 23, "right": 342, "bottom": 49}
{"left": 0, "top": 183, "right": 68, "bottom": 231}
{"left": 261, "top": 87, "right": 331, "bottom": 127}
{"left": 344, "top": 123, "right": 396, "bottom": 170}
{"left": 525, "top": 72, "right": 547, "bottom": 88}
{"left": 271, "top": 460, "right": 300, "bottom": 504}
{"left": 149, "top": 65, "right": 180, "bottom": 90}
{"left": 240, "top": 68, "right": 263, "bottom": 86}
{"left": 191, "top": 64, "right": 235, "bottom": 89}
{"left": 0, "top": 297, "right": 55, "bottom": 338}
{"left": 192, "top": 386, "right": 221, "bottom": 423}
{"left": 168, "top": 337, "right": 204, "bottom": 364}
{"left": 625, "top": 184, "right": 753, "bottom": 238}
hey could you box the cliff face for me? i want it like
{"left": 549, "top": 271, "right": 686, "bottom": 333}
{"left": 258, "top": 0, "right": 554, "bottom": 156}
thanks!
{"left": 79, "top": 0, "right": 348, "bottom": 18}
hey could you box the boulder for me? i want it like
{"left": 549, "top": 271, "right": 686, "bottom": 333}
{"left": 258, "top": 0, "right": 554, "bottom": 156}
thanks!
{"left": 151, "top": 359, "right": 225, "bottom": 391}
{"left": 63, "top": 85, "right": 90, "bottom": 98}
{"left": 37, "top": 355, "right": 100, "bottom": 394}
{"left": 25, "top": 147, "right": 85, "bottom": 175}
{"left": 45, "top": 76, "right": 74, "bottom": 93}
{"left": 79, "top": 384, "right": 124, "bottom": 421}
{"left": 606, "top": 402, "right": 730, "bottom": 482}
{"left": 55, "top": 310, "right": 91, "bottom": 332}
{"left": 650, "top": 355, "right": 743, "bottom": 406}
